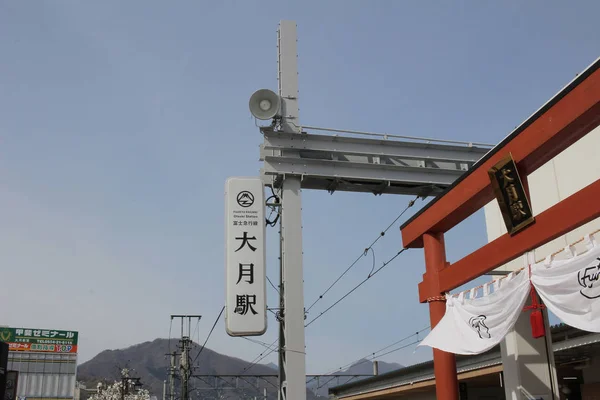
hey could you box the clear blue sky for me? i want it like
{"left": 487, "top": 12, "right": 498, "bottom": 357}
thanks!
{"left": 1, "top": 1, "right": 598, "bottom": 374}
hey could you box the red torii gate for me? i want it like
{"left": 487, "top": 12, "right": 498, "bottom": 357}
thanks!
{"left": 400, "top": 57, "right": 600, "bottom": 400}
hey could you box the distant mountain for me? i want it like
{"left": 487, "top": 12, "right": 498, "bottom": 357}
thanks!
{"left": 77, "top": 339, "right": 317, "bottom": 400}
{"left": 307, "top": 359, "right": 403, "bottom": 397}
{"left": 265, "top": 362, "right": 278, "bottom": 371}
{"left": 344, "top": 359, "right": 401, "bottom": 376}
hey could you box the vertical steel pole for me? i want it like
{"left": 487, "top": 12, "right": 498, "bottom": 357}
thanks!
{"left": 278, "top": 20, "right": 306, "bottom": 400}
{"left": 423, "top": 233, "right": 459, "bottom": 400}
{"left": 170, "top": 353, "right": 176, "bottom": 400}
{"left": 280, "top": 177, "right": 305, "bottom": 400}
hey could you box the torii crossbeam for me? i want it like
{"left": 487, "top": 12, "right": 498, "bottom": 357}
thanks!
{"left": 400, "top": 57, "right": 600, "bottom": 400}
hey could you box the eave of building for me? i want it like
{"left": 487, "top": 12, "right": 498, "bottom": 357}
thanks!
{"left": 329, "top": 328, "right": 600, "bottom": 400}
{"left": 336, "top": 365, "right": 503, "bottom": 400}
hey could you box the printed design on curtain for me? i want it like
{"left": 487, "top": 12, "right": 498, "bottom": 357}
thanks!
{"left": 418, "top": 268, "right": 531, "bottom": 355}
{"left": 530, "top": 234, "right": 600, "bottom": 333}
{"left": 469, "top": 315, "right": 491, "bottom": 339}
{"left": 418, "top": 231, "right": 600, "bottom": 355}
{"left": 577, "top": 256, "right": 600, "bottom": 299}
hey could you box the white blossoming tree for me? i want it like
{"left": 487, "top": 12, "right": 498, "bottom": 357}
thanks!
{"left": 89, "top": 380, "right": 150, "bottom": 400}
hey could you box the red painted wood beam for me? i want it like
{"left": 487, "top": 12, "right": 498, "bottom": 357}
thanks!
{"left": 401, "top": 64, "right": 600, "bottom": 249}
{"left": 423, "top": 233, "right": 459, "bottom": 400}
{"left": 418, "top": 177, "right": 600, "bottom": 303}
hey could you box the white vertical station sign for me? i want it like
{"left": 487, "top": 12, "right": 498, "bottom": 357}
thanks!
{"left": 225, "top": 177, "right": 267, "bottom": 336}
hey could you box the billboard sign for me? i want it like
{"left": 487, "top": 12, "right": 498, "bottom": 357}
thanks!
{"left": 0, "top": 328, "right": 78, "bottom": 353}
{"left": 225, "top": 177, "right": 267, "bottom": 336}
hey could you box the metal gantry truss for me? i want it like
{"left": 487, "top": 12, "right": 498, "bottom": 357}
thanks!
{"left": 260, "top": 126, "right": 491, "bottom": 197}
{"left": 255, "top": 20, "right": 493, "bottom": 400}
{"left": 192, "top": 375, "right": 373, "bottom": 399}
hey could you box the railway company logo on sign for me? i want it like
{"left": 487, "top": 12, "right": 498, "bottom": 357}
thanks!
{"left": 0, "top": 327, "right": 78, "bottom": 353}
{"left": 225, "top": 177, "right": 267, "bottom": 336}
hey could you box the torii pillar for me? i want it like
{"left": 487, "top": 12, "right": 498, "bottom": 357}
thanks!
{"left": 400, "top": 57, "right": 600, "bottom": 400}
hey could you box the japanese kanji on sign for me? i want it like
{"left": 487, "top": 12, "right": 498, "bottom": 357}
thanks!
{"left": 0, "top": 327, "right": 78, "bottom": 353}
{"left": 488, "top": 153, "right": 535, "bottom": 235}
{"left": 225, "top": 177, "right": 267, "bottom": 336}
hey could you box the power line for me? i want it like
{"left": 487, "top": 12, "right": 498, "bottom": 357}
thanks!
{"left": 239, "top": 338, "right": 278, "bottom": 375}
{"left": 322, "top": 326, "right": 430, "bottom": 376}
{"left": 314, "top": 375, "right": 340, "bottom": 392}
{"left": 372, "top": 339, "right": 421, "bottom": 360}
{"left": 243, "top": 346, "right": 278, "bottom": 375}
{"left": 191, "top": 318, "right": 201, "bottom": 347}
{"left": 306, "top": 326, "right": 429, "bottom": 386}
{"left": 305, "top": 196, "right": 420, "bottom": 314}
{"left": 241, "top": 337, "right": 276, "bottom": 349}
{"left": 305, "top": 248, "right": 409, "bottom": 328}
{"left": 192, "top": 306, "right": 224, "bottom": 366}
{"left": 241, "top": 339, "right": 278, "bottom": 372}
{"left": 312, "top": 340, "right": 422, "bottom": 392}
{"left": 238, "top": 198, "right": 420, "bottom": 381}
{"left": 266, "top": 275, "right": 280, "bottom": 296}
{"left": 366, "top": 327, "right": 429, "bottom": 361}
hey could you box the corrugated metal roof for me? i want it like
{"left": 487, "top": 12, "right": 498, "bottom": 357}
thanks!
{"left": 330, "top": 326, "right": 599, "bottom": 398}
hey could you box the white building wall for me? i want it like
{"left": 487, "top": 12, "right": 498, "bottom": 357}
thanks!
{"left": 483, "top": 125, "right": 600, "bottom": 270}
{"left": 8, "top": 351, "right": 78, "bottom": 400}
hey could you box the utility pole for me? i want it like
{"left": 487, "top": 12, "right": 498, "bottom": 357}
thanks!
{"left": 169, "top": 352, "right": 177, "bottom": 400}
{"left": 119, "top": 368, "right": 142, "bottom": 400}
{"left": 252, "top": 19, "right": 488, "bottom": 400}
{"left": 277, "top": 20, "right": 306, "bottom": 400}
{"left": 171, "top": 315, "right": 201, "bottom": 400}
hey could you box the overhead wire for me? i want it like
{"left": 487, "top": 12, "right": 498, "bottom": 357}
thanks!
{"left": 312, "top": 340, "right": 423, "bottom": 392}
{"left": 239, "top": 338, "right": 278, "bottom": 375}
{"left": 192, "top": 306, "right": 225, "bottom": 366}
{"left": 305, "top": 196, "right": 420, "bottom": 314}
{"left": 243, "top": 338, "right": 278, "bottom": 367}
{"left": 326, "top": 326, "right": 430, "bottom": 375}
{"left": 306, "top": 326, "right": 430, "bottom": 386}
{"left": 191, "top": 318, "right": 201, "bottom": 346}
{"left": 265, "top": 186, "right": 281, "bottom": 227}
{"left": 314, "top": 375, "right": 340, "bottom": 392}
{"left": 244, "top": 346, "right": 278, "bottom": 374}
{"left": 241, "top": 337, "right": 276, "bottom": 349}
{"left": 378, "top": 340, "right": 422, "bottom": 358}
{"left": 239, "top": 184, "right": 282, "bottom": 376}
{"left": 305, "top": 248, "right": 409, "bottom": 328}
{"left": 266, "top": 276, "right": 280, "bottom": 296}
{"left": 242, "top": 266, "right": 425, "bottom": 384}
{"left": 244, "top": 199, "right": 420, "bottom": 374}
{"left": 243, "top": 192, "right": 421, "bottom": 379}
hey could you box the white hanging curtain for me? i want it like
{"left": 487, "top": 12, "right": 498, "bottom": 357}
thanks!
{"left": 418, "top": 268, "right": 531, "bottom": 355}
{"left": 531, "top": 234, "right": 600, "bottom": 333}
